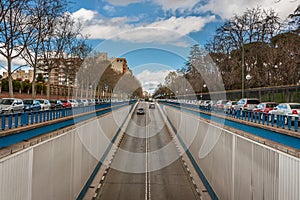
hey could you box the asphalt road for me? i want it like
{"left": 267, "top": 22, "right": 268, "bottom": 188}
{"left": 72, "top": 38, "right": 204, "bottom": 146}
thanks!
{"left": 95, "top": 103, "right": 200, "bottom": 200}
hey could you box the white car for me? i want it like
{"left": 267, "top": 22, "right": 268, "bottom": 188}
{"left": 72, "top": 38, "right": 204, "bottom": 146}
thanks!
{"left": 36, "top": 99, "right": 51, "bottom": 110}
{"left": 69, "top": 99, "right": 79, "bottom": 107}
{"left": 269, "top": 103, "right": 300, "bottom": 124}
{"left": 0, "top": 98, "right": 24, "bottom": 114}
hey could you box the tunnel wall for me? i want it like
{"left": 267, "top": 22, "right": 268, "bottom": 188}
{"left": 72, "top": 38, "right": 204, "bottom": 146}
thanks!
{"left": 0, "top": 105, "right": 132, "bottom": 200}
{"left": 163, "top": 105, "right": 300, "bottom": 200}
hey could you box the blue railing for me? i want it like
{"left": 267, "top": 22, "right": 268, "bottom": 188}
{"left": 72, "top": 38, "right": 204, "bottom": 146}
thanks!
{"left": 160, "top": 101, "right": 299, "bottom": 132}
{"left": 0, "top": 100, "right": 136, "bottom": 131}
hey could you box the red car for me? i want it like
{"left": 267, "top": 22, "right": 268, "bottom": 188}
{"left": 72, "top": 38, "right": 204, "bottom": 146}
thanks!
{"left": 61, "top": 100, "right": 72, "bottom": 108}
{"left": 253, "top": 102, "right": 278, "bottom": 114}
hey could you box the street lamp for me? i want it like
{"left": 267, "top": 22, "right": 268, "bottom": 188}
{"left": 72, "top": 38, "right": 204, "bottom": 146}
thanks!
{"left": 200, "top": 83, "right": 207, "bottom": 100}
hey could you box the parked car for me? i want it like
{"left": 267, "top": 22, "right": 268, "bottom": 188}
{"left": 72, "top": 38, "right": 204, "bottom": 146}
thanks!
{"left": 216, "top": 100, "right": 229, "bottom": 111}
{"left": 0, "top": 98, "right": 24, "bottom": 114}
{"left": 61, "top": 100, "right": 72, "bottom": 108}
{"left": 234, "top": 98, "right": 260, "bottom": 111}
{"left": 68, "top": 99, "right": 79, "bottom": 107}
{"left": 137, "top": 107, "right": 145, "bottom": 115}
{"left": 269, "top": 103, "right": 300, "bottom": 124}
{"left": 49, "top": 100, "right": 63, "bottom": 109}
{"left": 23, "top": 99, "right": 41, "bottom": 112}
{"left": 76, "top": 99, "right": 84, "bottom": 106}
{"left": 81, "top": 99, "right": 89, "bottom": 106}
{"left": 253, "top": 102, "right": 278, "bottom": 114}
{"left": 36, "top": 99, "right": 51, "bottom": 110}
{"left": 224, "top": 101, "right": 237, "bottom": 114}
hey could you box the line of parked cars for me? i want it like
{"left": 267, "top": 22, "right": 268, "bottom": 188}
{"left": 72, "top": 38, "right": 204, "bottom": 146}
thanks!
{"left": 0, "top": 98, "right": 112, "bottom": 114}
{"left": 170, "top": 98, "right": 300, "bottom": 125}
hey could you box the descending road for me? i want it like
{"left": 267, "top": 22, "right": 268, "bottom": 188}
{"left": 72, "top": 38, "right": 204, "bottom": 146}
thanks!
{"left": 95, "top": 102, "right": 201, "bottom": 200}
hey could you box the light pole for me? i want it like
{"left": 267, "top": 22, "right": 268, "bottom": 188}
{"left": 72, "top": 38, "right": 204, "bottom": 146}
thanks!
{"left": 200, "top": 83, "right": 206, "bottom": 100}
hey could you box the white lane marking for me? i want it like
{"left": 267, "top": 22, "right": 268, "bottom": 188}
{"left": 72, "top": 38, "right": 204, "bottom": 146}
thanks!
{"left": 145, "top": 105, "right": 148, "bottom": 200}
{"left": 145, "top": 105, "right": 151, "bottom": 200}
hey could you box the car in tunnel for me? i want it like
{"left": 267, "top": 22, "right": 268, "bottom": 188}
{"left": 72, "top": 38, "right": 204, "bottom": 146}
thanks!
{"left": 137, "top": 107, "right": 145, "bottom": 115}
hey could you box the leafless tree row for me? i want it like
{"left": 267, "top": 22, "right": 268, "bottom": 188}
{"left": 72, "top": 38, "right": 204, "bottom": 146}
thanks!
{"left": 0, "top": 0, "right": 91, "bottom": 98}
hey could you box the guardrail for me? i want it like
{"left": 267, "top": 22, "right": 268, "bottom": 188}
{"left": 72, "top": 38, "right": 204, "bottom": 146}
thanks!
{"left": 0, "top": 101, "right": 136, "bottom": 131}
{"left": 160, "top": 101, "right": 299, "bottom": 132}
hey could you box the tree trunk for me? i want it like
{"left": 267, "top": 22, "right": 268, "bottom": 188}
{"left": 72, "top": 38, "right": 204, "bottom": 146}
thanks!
{"left": 31, "top": 64, "right": 37, "bottom": 99}
{"left": 47, "top": 78, "right": 50, "bottom": 99}
{"left": 7, "top": 56, "right": 13, "bottom": 97}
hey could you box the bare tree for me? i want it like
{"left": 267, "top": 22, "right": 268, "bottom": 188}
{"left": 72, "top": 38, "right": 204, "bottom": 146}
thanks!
{"left": 0, "top": 0, "right": 35, "bottom": 97}
{"left": 39, "top": 13, "right": 82, "bottom": 99}
{"left": 21, "top": 0, "right": 67, "bottom": 98}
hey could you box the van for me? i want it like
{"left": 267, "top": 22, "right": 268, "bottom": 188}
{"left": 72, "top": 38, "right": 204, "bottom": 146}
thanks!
{"left": 0, "top": 98, "right": 24, "bottom": 114}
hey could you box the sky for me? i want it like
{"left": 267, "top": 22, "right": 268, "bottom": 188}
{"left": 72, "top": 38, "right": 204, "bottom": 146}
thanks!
{"left": 67, "top": 0, "right": 298, "bottom": 94}
{"left": 1, "top": 0, "right": 298, "bottom": 95}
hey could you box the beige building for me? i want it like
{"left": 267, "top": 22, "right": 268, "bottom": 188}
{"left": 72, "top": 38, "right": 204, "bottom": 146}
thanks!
{"left": 109, "top": 58, "right": 130, "bottom": 74}
{"left": 3, "top": 70, "right": 34, "bottom": 82}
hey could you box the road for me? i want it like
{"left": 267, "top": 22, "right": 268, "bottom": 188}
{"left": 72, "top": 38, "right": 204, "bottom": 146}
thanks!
{"left": 95, "top": 103, "right": 201, "bottom": 200}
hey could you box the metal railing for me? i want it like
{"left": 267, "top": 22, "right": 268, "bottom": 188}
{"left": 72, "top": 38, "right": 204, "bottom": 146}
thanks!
{"left": 0, "top": 100, "right": 136, "bottom": 131}
{"left": 160, "top": 101, "right": 299, "bottom": 132}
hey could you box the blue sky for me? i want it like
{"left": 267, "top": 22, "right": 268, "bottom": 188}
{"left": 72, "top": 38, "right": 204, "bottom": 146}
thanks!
{"left": 68, "top": 0, "right": 297, "bottom": 94}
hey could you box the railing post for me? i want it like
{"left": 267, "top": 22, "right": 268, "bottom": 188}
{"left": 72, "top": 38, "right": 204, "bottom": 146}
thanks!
{"left": 295, "top": 117, "right": 298, "bottom": 132}
{"left": 288, "top": 116, "right": 292, "bottom": 130}
{"left": 282, "top": 116, "right": 285, "bottom": 129}
{"left": 8, "top": 114, "right": 12, "bottom": 129}
{"left": 14, "top": 113, "right": 19, "bottom": 128}
{"left": 35, "top": 112, "right": 38, "bottom": 124}
{"left": 1, "top": 115, "right": 6, "bottom": 130}
{"left": 271, "top": 114, "right": 275, "bottom": 127}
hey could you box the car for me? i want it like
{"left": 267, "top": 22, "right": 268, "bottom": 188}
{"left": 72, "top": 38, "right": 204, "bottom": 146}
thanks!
{"left": 68, "top": 99, "right": 79, "bottom": 107}
{"left": 137, "top": 107, "right": 145, "bottom": 115}
{"left": 61, "top": 100, "right": 72, "bottom": 108}
{"left": 269, "top": 103, "right": 300, "bottom": 124}
{"left": 0, "top": 98, "right": 24, "bottom": 114}
{"left": 81, "top": 99, "right": 89, "bottom": 106}
{"left": 23, "top": 99, "right": 41, "bottom": 112}
{"left": 216, "top": 100, "right": 229, "bottom": 111}
{"left": 224, "top": 101, "right": 237, "bottom": 114}
{"left": 36, "top": 99, "right": 51, "bottom": 110}
{"left": 149, "top": 103, "right": 155, "bottom": 109}
{"left": 253, "top": 102, "right": 278, "bottom": 114}
{"left": 234, "top": 98, "right": 260, "bottom": 111}
{"left": 49, "top": 100, "right": 63, "bottom": 109}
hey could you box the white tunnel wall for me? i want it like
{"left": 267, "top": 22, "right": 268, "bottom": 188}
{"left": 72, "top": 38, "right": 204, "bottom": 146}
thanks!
{"left": 0, "top": 105, "right": 131, "bottom": 200}
{"left": 164, "top": 106, "right": 299, "bottom": 200}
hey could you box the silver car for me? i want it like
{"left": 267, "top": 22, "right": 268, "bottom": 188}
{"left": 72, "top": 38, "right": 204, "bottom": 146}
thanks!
{"left": 234, "top": 98, "right": 260, "bottom": 111}
{"left": 0, "top": 98, "right": 24, "bottom": 114}
{"left": 269, "top": 103, "right": 300, "bottom": 124}
{"left": 36, "top": 99, "right": 51, "bottom": 110}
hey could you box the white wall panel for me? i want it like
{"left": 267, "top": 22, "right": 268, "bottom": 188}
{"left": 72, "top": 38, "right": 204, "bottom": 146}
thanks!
{"left": 0, "top": 149, "right": 33, "bottom": 200}
{"left": 279, "top": 154, "right": 300, "bottom": 200}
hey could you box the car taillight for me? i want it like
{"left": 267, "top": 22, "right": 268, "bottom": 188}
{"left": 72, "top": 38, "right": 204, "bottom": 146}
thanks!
{"left": 292, "top": 110, "right": 298, "bottom": 115}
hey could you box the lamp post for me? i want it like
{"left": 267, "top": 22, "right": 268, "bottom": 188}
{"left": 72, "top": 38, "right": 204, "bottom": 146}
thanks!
{"left": 200, "top": 83, "right": 207, "bottom": 100}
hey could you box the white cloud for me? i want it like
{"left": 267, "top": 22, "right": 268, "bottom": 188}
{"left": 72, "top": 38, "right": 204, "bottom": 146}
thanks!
{"left": 103, "top": 5, "right": 116, "bottom": 14}
{"left": 135, "top": 69, "right": 173, "bottom": 94}
{"left": 198, "top": 0, "right": 298, "bottom": 19}
{"left": 104, "top": 0, "right": 143, "bottom": 6}
{"left": 72, "top": 8, "right": 97, "bottom": 21}
{"left": 153, "top": 0, "right": 199, "bottom": 12}
{"left": 72, "top": 9, "right": 215, "bottom": 46}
